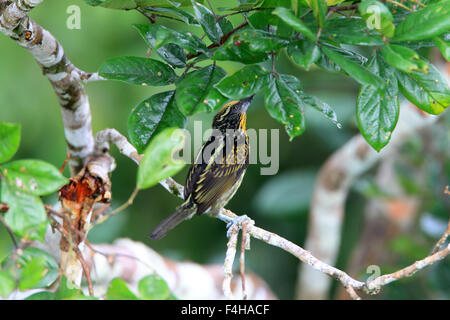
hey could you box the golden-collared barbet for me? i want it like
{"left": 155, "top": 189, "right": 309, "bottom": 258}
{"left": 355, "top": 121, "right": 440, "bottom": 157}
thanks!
{"left": 149, "top": 95, "right": 254, "bottom": 239}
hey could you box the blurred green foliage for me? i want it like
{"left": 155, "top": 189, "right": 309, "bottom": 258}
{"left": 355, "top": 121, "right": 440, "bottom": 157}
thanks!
{"left": 0, "top": 0, "right": 448, "bottom": 299}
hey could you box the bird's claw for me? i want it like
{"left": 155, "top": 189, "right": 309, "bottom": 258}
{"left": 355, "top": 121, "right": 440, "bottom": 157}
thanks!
{"left": 225, "top": 215, "right": 254, "bottom": 238}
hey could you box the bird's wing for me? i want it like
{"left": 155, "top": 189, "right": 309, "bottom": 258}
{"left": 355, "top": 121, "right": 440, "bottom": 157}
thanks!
{"left": 185, "top": 133, "right": 248, "bottom": 214}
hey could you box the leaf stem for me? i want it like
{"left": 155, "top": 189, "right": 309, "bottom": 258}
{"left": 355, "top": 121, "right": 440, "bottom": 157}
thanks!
{"left": 186, "top": 21, "right": 249, "bottom": 60}
{"left": 385, "top": 0, "right": 415, "bottom": 12}
{"left": 95, "top": 187, "right": 140, "bottom": 226}
{"left": 216, "top": 7, "right": 273, "bottom": 21}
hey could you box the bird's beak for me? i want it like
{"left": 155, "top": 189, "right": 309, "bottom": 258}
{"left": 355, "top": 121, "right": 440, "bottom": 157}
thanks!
{"left": 240, "top": 95, "right": 254, "bottom": 112}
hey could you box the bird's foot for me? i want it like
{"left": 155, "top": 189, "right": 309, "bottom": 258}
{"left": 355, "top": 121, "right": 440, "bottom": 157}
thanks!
{"left": 225, "top": 215, "right": 254, "bottom": 238}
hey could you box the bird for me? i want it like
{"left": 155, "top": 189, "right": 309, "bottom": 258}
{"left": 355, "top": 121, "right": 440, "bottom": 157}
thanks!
{"left": 149, "top": 95, "right": 254, "bottom": 240}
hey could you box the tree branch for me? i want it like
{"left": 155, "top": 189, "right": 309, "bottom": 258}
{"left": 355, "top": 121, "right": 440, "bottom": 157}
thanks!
{"left": 95, "top": 126, "right": 449, "bottom": 299}
{"left": 0, "top": 0, "right": 96, "bottom": 174}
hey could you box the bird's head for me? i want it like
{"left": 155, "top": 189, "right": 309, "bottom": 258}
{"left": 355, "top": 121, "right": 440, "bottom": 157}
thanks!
{"left": 212, "top": 95, "right": 254, "bottom": 132}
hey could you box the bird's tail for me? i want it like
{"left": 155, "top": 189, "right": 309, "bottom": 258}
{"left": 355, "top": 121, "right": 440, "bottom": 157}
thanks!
{"left": 149, "top": 203, "right": 196, "bottom": 240}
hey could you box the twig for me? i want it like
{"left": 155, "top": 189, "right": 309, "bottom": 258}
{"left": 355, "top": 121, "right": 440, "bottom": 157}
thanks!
{"left": 240, "top": 223, "right": 248, "bottom": 300}
{"left": 206, "top": 0, "right": 217, "bottom": 20}
{"left": 59, "top": 151, "right": 71, "bottom": 173}
{"left": 73, "top": 69, "right": 106, "bottom": 83}
{"left": 0, "top": 202, "right": 9, "bottom": 212}
{"left": 136, "top": 7, "right": 156, "bottom": 24}
{"left": 214, "top": 209, "right": 450, "bottom": 298}
{"left": 216, "top": 7, "right": 272, "bottom": 21}
{"left": 366, "top": 243, "right": 450, "bottom": 291}
{"left": 223, "top": 224, "right": 239, "bottom": 299}
{"left": 407, "top": 0, "right": 425, "bottom": 7}
{"left": 95, "top": 129, "right": 142, "bottom": 165}
{"left": 345, "top": 285, "right": 361, "bottom": 300}
{"left": 72, "top": 244, "right": 94, "bottom": 296}
{"left": 385, "top": 0, "right": 415, "bottom": 12}
{"left": 431, "top": 220, "right": 450, "bottom": 255}
{"left": 329, "top": 4, "right": 359, "bottom": 12}
{"left": 46, "top": 211, "right": 94, "bottom": 295}
{"left": 186, "top": 21, "right": 249, "bottom": 60}
{"left": 94, "top": 187, "right": 140, "bottom": 226}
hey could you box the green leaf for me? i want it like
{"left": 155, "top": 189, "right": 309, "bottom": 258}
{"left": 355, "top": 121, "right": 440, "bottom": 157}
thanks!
{"left": 322, "top": 45, "right": 385, "bottom": 89}
{"left": 128, "top": 91, "right": 186, "bottom": 153}
{"left": 0, "top": 270, "right": 15, "bottom": 298}
{"left": 0, "top": 122, "right": 21, "bottom": 164}
{"left": 302, "top": 94, "right": 339, "bottom": 126}
{"left": 99, "top": 56, "right": 176, "bottom": 86}
{"left": 219, "top": 0, "right": 265, "bottom": 12}
{"left": 395, "top": 62, "right": 450, "bottom": 115}
{"left": 264, "top": 74, "right": 306, "bottom": 140}
{"left": 157, "top": 44, "right": 187, "bottom": 68}
{"left": 211, "top": 34, "right": 269, "bottom": 64}
{"left": 315, "top": 44, "right": 367, "bottom": 73}
{"left": 287, "top": 41, "right": 321, "bottom": 70}
{"left": 238, "top": 29, "right": 290, "bottom": 52}
{"left": 358, "top": 0, "right": 395, "bottom": 38}
{"left": 137, "top": 128, "right": 186, "bottom": 189}
{"left": 1, "top": 181, "right": 47, "bottom": 240}
{"left": 246, "top": 0, "right": 291, "bottom": 31}
{"left": 322, "top": 17, "right": 384, "bottom": 46}
{"left": 310, "top": 0, "right": 327, "bottom": 28}
{"left": 215, "top": 65, "right": 271, "bottom": 99}
{"left": 134, "top": 24, "right": 208, "bottom": 55}
{"left": 356, "top": 54, "right": 399, "bottom": 151}
{"left": 382, "top": 44, "right": 429, "bottom": 73}
{"left": 55, "top": 276, "right": 87, "bottom": 300}
{"left": 434, "top": 36, "right": 450, "bottom": 61}
{"left": 272, "top": 7, "right": 316, "bottom": 41}
{"left": 1, "top": 159, "right": 67, "bottom": 196}
{"left": 175, "top": 65, "right": 228, "bottom": 116}
{"left": 107, "top": 278, "right": 139, "bottom": 300}
{"left": 138, "top": 274, "right": 172, "bottom": 300}
{"left": 141, "top": 6, "right": 199, "bottom": 25}
{"left": 192, "top": 1, "right": 232, "bottom": 44}
{"left": 16, "top": 248, "right": 59, "bottom": 289}
{"left": 18, "top": 257, "right": 47, "bottom": 291}
{"left": 25, "top": 291, "right": 56, "bottom": 300}
{"left": 394, "top": 0, "right": 450, "bottom": 41}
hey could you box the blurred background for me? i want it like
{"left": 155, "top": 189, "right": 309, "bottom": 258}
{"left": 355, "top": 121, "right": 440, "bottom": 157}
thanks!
{"left": 0, "top": 0, "right": 448, "bottom": 299}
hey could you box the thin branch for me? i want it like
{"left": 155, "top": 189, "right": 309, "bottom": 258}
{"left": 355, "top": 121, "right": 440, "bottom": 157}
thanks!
{"left": 345, "top": 285, "right": 361, "bottom": 300}
{"left": 329, "top": 4, "right": 359, "bottom": 12}
{"left": 206, "top": 0, "right": 217, "bottom": 19}
{"left": 431, "top": 220, "right": 450, "bottom": 255}
{"left": 94, "top": 187, "right": 139, "bottom": 227}
{"left": 136, "top": 7, "right": 156, "bottom": 23}
{"left": 408, "top": 0, "right": 426, "bottom": 7}
{"left": 47, "top": 211, "right": 94, "bottom": 295}
{"left": 186, "top": 21, "right": 249, "bottom": 60}
{"left": 0, "top": 203, "right": 9, "bottom": 212}
{"left": 366, "top": 243, "right": 450, "bottom": 291}
{"left": 95, "top": 129, "right": 142, "bottom": 165}
{"left": 240, "top": 223, "right": 248, "bottom": 300}
{"left": 216, "top": 7, "right": 272, "bottom": 21}
{"left": 101, "top": 127, "right": 450, "bottom": 299}
{"left": 223, "top": 224, "right": 239, "bottom": 299}
{"left": 385, "top": 0, "right": 415, "bottom": 12}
